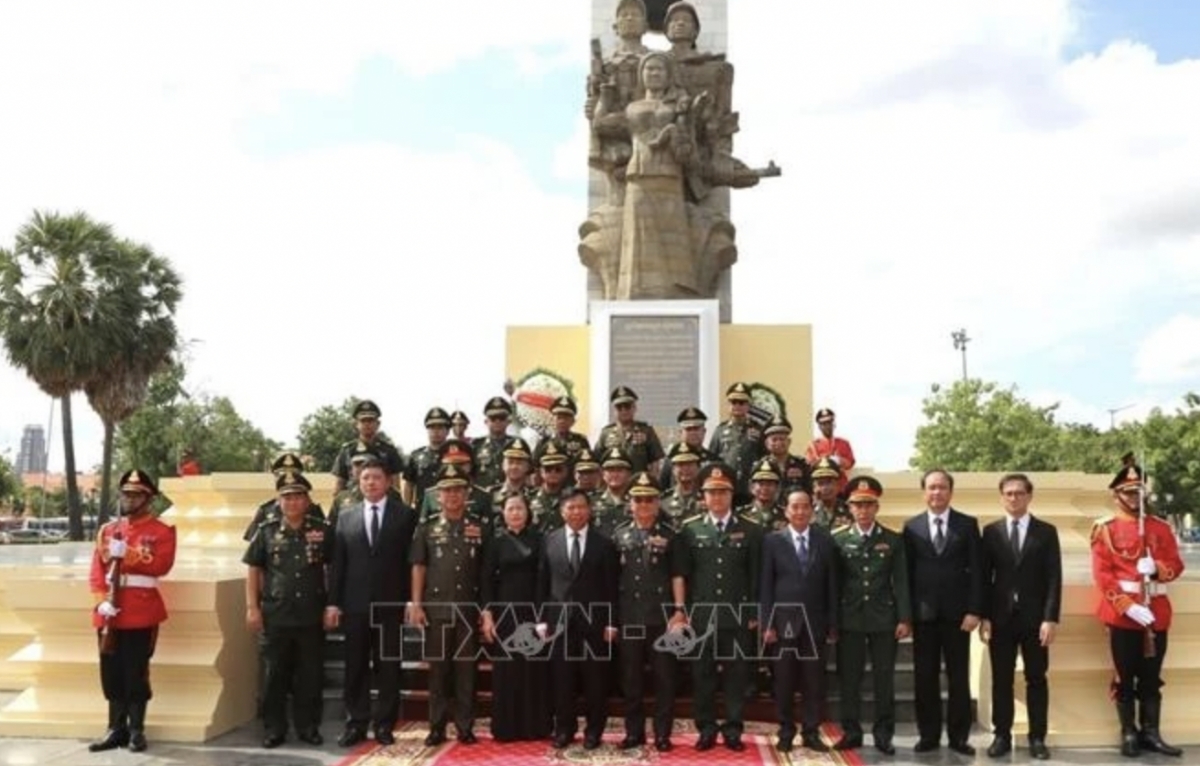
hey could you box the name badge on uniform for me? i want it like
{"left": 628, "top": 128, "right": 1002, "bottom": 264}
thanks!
{"left": 728, "top": 532, "right": 744, "bottom": 540}
{"left": 873, "top": 543, "right": 890, "bottom": 551}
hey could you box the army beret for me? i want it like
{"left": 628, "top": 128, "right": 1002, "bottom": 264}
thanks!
{"left": 677, "top": 406, "right": 707, "bottom": 427}
{"left": 484, "top": 396, "right": 513, "bottom": 417}
{"left": 539, "top": 440, "right": 569, "bottom": 467}
{"left": 424, "top": 407, "right": 452, "bottom": 427}
{"left": 763, "top": 415, "right": 792, "bottom": 436}
{"left": 668, "top": 442, "right": 702, "bottom": 463}
{"left": 815, "top": 407, "right": 836, "bottom": 424}
{"left": 118, "top": 469, "right": 158, "bottom": 495}
{"left": 574, "top": 448, "right": 600, "bottom": 471}
{"left": 610, "top": 385, "right": 638, "bottom": 405}
{"left": 436, "top": 463, "right": 471, "bottom": 490}
{"left": 353, "top": 399, "right": 382, "bottom": 420}
{"left": 502, "top": 437, "right": 532, "bottom": 461}
{"left": 750, "top": 458, "right": 781, "bottom": 483}
{"left": 699, "top": 463, "right": 736, "bottom": 491}
{"left": 628, "top": 471, "right": 661, "bottom": 498}
{"left": 601, "top": 447, "right": 633, "bottom": 470}
{"left": 846, "top": 475, "right": 883, "bottom": 502}
{"left": 550, "top": 396, "right": 578, "bottom": 416}
{"left": 811, "top": 456, "right": 841, "bottom": 480}
{"left": 276, "top": 470, "right": 313, "bottom": 495}
{"left": 726, "top": 382, "right": 751, "bottom": 402}
{"left": 271, "top": 451, "right": 304, "bottom": 475}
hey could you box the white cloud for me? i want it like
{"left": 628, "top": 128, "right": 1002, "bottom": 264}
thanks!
{"left": 3, "top": 1, "right": 1200, "bottom": 475}
{"left": 1135, "top": 315, "right": 1200, "bottom": 385}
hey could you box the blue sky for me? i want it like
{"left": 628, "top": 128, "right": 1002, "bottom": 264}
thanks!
{"left": 1071, "top": 0, "right": 1200, "bottom": 62}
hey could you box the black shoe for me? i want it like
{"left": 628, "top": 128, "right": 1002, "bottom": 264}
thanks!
{"left": 949, "top": 740, "right": 976, "bottom": 756}
{"left": 696, "top": 730, "right": 718, "bottom": 751}
{"left": 423, "top": 729, "right": 445, "bottom": 747}
{"left": 987, "top": 734, "right": 1012, "bottom": 758}
{"left": 1029, "top": 738, "right": 1051, "bottom": 760}
{"left": 876, "top": 738, "right": 896, "bottom": 755}
{"left": 127, "top": 730, "right": 148, "bottom": 753}
{"left": 835, "top": 734, "right": 863, "bottom": 750}
{"left": 725, "top": 733, "right": 746, "bottom": 752}
{"left": 87, "top": 728, "right": 129, "bottom": 752}
{"left": 802, "top": 733, "right": 830, "bottom": 752}
{"left": 298, "top": 729, "right": 323, "bottom": 745}
{"left": 654, "top": 735, "right": 672, "bottom": 752}
{"left": 375, "top": 729, "right": 395, "bottom": 746}
{"left": 914, "top": 738, "right": 941, "bottom": 752}
{"left": 457, "top": 730, "right": 477, "bottom": 745}
{"left": 262, "top": 734, "right": 286, "bottom": 749}
{"left": 583, "top": 734, "right": 602, "bottom": 750}
{"left": 619, "top": 735, "right": 644, "bottom": 749}
{"left": 338, "top": 727, "right": 367, "bottom": 747}
{"left": 777, "top": 735, "right": 794, "bottom": 752}
{"left": 552, "top": 733, "right": 573, "bottom": 749}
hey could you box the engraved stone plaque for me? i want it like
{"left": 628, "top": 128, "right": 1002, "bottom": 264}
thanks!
{"left": 609, "top": 314, "right": 700, "bottom": 440}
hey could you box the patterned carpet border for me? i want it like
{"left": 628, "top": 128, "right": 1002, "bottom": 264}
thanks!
{"left": 333, "top": 719, "right": 865, "bottom": 766}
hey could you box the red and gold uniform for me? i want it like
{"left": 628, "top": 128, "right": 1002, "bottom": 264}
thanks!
{"left": 1089, "top": 462, "right": 1184, "bottom": 758}
{"left": 86, "top": 469, "right": 177, "bottom": 755}
{"left": 804, "top": 408, "right": 856, "bottom": 494}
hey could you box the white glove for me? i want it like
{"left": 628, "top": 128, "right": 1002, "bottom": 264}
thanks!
{"left": 107, "top": 539, "right": 127, "bottom": 559}
{"left": 1136, "top": 556, "right": 1157, "bottom": 576}
{"left": 1124, "top": 603, "right": 1155, "bottom": 627}
{"left": 96, "top": 601, "right": 120, "bottom": 619}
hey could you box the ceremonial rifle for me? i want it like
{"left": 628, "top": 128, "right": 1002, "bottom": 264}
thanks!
{"left": 1139, "top": 454, "right": 1155, "bottom": 658}
{"left": 99, "top": 529, "right": 123, "bottom": 655}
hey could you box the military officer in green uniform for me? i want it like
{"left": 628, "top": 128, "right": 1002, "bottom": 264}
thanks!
{"left": 812, "top": 456, "right": 853, "bottom": 529}
{"left": 678, "top": 463, "right": 764, "bottom": 753}
{"left": 449, "top": 410, "right": 470, "bottom": 442}
{"left": 243, "top": 471, "right": 333, "bottom": 748}
{"left": 593, "top": 447, "right": 633, "bottom": 537}
{"left": 658, "top": 407, "right": 717, "bottom": 491}
{"left": 529, "top": 442, "right": 572, "bottom": 533}
{"left": 486, "top": 437, "right": 533, "bottom": 518}
{"left": 661, "top": 442, "right": 704, "bottom": 529}
{"left": 533, "top": 396, "right": 591, "bottom": 468}
{"left": 736, "top": 458, "right": 787, "bottom": 531}
{"left": 614, "top": 472, "right": 688, "bottom": 752}
{"left": 594, "top": 386, "right": 666, "bottom": 475}
{"left": 831, "top": 476, "right": 911, "bottom": 755}
{"left": 419, "top": 440, "right": 492, "bottom": 522}
{"left": 330, "top": 400, "right": 405, "bottom": 492}
{"left": 761, "top": 415, "right": 812, "bottom": 496}
{"left": 472, "top": 397, "right": 513, "bottom": 489}
{"left": 402, "top": 407, "right": 452, "bottom": 508}
{"left": 243, "top": 452, "right": 326, "bottom": 541}
{"left": 573, "top": 447, "right": 603, "bottom": 497}
{"left": 328, "top": 444, "right": 406, "bottom": 528}
{"left": 707, "top": 383, "right": 764, "bottom": 502}
{"left": 408, "top": 463, "right": 490, "bottom": 746}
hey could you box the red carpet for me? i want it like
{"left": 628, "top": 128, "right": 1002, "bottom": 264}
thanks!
{"left": 335, "top": 720, "right": 865, "bottom": 766}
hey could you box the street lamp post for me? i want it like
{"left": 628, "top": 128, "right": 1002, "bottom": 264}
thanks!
{"left": 1107, "top": 403, "right": 1135, "bottom": 430}
{"left": 951, "top": 328, "right": 971, "bottom": 382}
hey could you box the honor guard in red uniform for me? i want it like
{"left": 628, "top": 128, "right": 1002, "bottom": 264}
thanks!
{"left": 1091, "top": 460, "right": 1184, "bottom": 757}
{"left": 87, "top": 469, "right": 178, "bottom": 753}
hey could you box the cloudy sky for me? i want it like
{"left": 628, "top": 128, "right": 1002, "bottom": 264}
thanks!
{"left": 1, "top": 0, "right": 1198, "bottom": 475}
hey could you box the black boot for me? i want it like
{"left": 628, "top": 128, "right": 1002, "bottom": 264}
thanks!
{"left": 1117, "top": 699, "right": 1140, "bottom": 757}
{"left": 87, "top": 702, "right": 129, "bottom": 752}
{"left": 1138, "top": 697, "right": 1183, "bottom": 756}
{"left": 127, "top": 701, "right": 148, "bottom": 752}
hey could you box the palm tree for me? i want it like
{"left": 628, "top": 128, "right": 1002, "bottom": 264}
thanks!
{"left": 85, "top": 239, "right": 182, "bottom": 524}
{"left": 0, "top": 211, "right": 124, "bottom": 540}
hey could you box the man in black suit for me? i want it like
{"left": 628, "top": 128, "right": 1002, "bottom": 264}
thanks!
{"left": 536, "top": 488, "right": 620, "bottom": 750}
{"left": 327, "top": 459, "right": 419, "bottom": 748}
{"left": 980, "top": 473, "right": 1061, "bottom": 760}
{"left": 903, "top": 468, "right": 983, "bottom": 755}
{"left": 760, "top": 486, "right": 838, "bottom": 753}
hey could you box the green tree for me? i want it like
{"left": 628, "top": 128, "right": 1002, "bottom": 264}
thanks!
{"left": 296, "top": 397, "right": 361, "bottom": 472}
{"left": 0, "top": 452, "right": 19, "bottom": 506}
{"left": 112, "top": 360, "right": 190, "bottom": 481}
{"left": 0, "top": 211, "right": 124, "bottom": 540}
{"left": 910, "top": 379, "right": 1064, "bottom": 471}
{"left": 1138, "top": 393, "right": 1200, "bottom": 522}
{"left": 84, "top": 239, "right": 183, "bottom": 524}
{"left": 188, "top": 396, "right": 281, "bottom": 472}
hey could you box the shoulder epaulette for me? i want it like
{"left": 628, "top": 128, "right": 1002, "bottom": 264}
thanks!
{"left": 1090, "top": 515, "right": 1114, "bottom": 543}
{"left": 681, "top": 513, "right": 705, "bottom": 526}
{"left": 738, "top": 515, "right": 762, "bottom": 527}
{"left": 832, "top": 524, "right": 851, "bottom": 536}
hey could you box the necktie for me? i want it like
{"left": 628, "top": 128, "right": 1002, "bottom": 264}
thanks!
{"left": 570, "top": 532, "right": 581, "bottom": 573}
{"left": 369, "top": 504, "right": 380, "bottom": 548}
{"left": 1011, "top": 518, "right": 1021, "bottom": 558}
{"left": 797, "top": 534, "right": 809, "bottom": 567}
{"left": 716, "top": 519, "right": 726, "bottom": 535}
{"left": 934, "top": 516, "right": 946, "bottom": 554}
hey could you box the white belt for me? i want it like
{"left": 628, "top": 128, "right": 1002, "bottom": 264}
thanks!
{"left": 121, "top": 575, "right": 158, "bottom": 589}
{"left": 1119, "top": 580, "right": 1167, "bottom": 597}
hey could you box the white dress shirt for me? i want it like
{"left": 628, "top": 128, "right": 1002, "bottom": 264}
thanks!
{"left": 928, "top": 509, "right": 950, "bottom": 538}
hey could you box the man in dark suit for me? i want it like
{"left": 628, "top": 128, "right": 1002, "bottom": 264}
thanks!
{"left": 327, "top": 458, "right": 419, "bottom": 748}
{"left": 536, "top": 488, "right": 620, "bottom": 750}
{"left": 760, "top": 486, "right": 838, "bottom": 753}
{"left": 980, "top": 473, "right": 1062, "bottom": 760}
{"left": 903, "top": 468, "right": 983, "bottom": 755}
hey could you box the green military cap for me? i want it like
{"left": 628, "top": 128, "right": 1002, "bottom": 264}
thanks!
{"left": 610, "top": 385, "right": 638, "bottom": 405}
{"left": 628, "top": 471, "right": 661, "bottom": 498}
{"left": 811, "top": 455, "right": 841, "bottom": 480}
{"left": 438, "top": 439, "right": 475, "bottom": 468}
{"left": 763, "top": 414, "right": 792, "bottom": 437}
{"left": 450, "top": 409, "right": 470, "bottom": 427}
{"left": 118, "top": 469, "right": 158, "bottom": 496}
{"left": 436, "top": 463, "right": 471, "bottom": 490}
{"left": 601, "top": 446, "right": 633, "bottom": 470}
{"left": 550, "top": 396, "right": 578, "bottom": 416}
{"left": 349, "top": 441, "right": 378, "bottom": 464}
{"left": 502, "top": 437, "right": 532, "bottom": 461}
{"left": 539, "top": 440, "right": 569, "bottom": 467}
{"left": 424, "top": 407, "right": 452, "bottom": 427}
{"left": 677, "top": 406, "right": 707, "bottom": 427}
{"left": 726, "top": 382, "right": 751, "bottom": 402}
{"left": 484, "top": 396, "right": 513, "bottom": 418}
{"left": 574, "top": 447, "right": 600, "bottom": 472}
{"left": 276, "top": 470, "right": 313, "bottom": 495}
{"left": 270, "top": 451, "right": 304, "bottom": 475}
{"left": 750, "top": 458, "right": 782, "bottom": 483}
{"left": 353, "top": 399, "right": 382, "bottom": 420}
{"left": 846, "top": 475, "right": 883, "bottom": 503}
{"left": 815, "top": 407, "right": 836, "bottom": 424}
{"left": 668, "top": 442, "right": 702, "bottom": 463}
{"left": 699, "top": 463, "right": 736, "bottom": 491}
